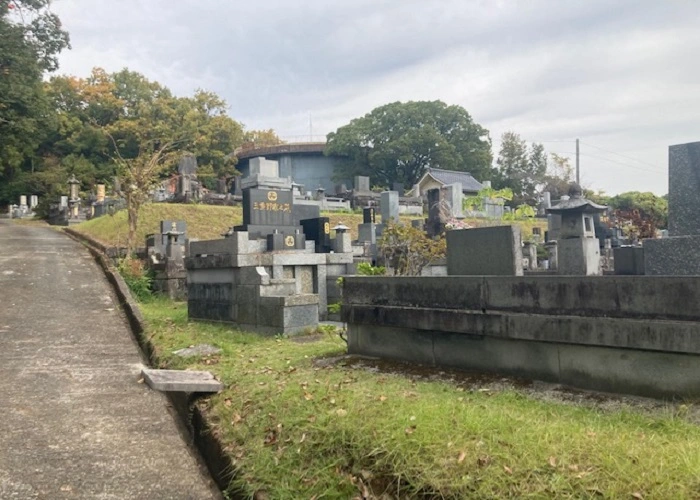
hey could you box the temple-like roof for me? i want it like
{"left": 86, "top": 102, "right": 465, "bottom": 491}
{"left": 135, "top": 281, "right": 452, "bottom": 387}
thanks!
{"left": 547, "top": 184, "right": 607, "bottom": 214}
{"left": 420, "top": 168, "right": 484, "bottom": 193}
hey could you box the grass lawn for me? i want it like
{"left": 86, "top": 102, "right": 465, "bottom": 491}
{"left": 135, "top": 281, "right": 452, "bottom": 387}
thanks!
{"left": 142, "top": 297, "right": 700, "bottom": 499}
{"left": 73, "top": 202, "right": 548, "bottom": 247}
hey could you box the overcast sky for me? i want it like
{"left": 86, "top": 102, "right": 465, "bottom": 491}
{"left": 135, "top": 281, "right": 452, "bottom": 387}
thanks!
{"left": 52, "top": 0, "right": 700, "bottom": 195}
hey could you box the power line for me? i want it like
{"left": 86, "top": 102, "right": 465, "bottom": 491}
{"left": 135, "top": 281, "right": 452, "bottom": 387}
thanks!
{"left": 579, "top": 140, "right": 664, "bottom": 171}
{"left": 580, "top": 151, "right": 664, "bottom": 174}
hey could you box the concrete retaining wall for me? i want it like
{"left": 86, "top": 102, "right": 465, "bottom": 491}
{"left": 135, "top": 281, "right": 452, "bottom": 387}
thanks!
{"left": 341, "top": 276, "right": 700, "bottom": 398}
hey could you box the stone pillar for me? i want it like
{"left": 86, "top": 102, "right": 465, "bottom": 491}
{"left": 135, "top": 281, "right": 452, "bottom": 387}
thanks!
{"left": 96, "top": 184, "right": 106, "bottom": 203}
{"left": 19, "top": 195, "right": 27, "bottom": 207}
{"left": 333, "top": 233, "right": 352, "bottom": 253}
{"left": 381, "top": 191, "right": 399, "bottom": 224}
{"left": 545, "top": 241, "right": 558, "bottom": 271}
{"left": 443, "top": 182, "right": 463, "bottom": 219}
{"left": 523, "top": 242, "right": 537, "bottom": 270}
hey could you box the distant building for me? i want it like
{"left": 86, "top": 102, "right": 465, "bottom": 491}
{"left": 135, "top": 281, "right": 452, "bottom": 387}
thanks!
{"left": 234, "top": 142, "right": 349, "bottom": 195}
{"left": 407, "top": 168, "right": 485, "bottom": 197}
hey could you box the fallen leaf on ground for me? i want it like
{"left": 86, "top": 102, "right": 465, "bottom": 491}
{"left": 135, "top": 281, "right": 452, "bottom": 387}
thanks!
{"left": 548, "top": 456, "right": 557, "bottom": 467}
{"left": 405, "top": 425, "right": 417, "bottom": 435}
{"left": 336, "top": 408, "right": 348, "bottom": 417}
{"left": 504, "top": 465, "right": 513, "bottom": 475}
{"left": 457, "top": 451, "right": 466, "bottom": 463}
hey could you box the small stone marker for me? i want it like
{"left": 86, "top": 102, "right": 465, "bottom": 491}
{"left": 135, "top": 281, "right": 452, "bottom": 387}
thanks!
{"left": 141, "top": 368, "right": 223, "bottom": 393}
{"left": 172, "top": 344, "right": 222, "bottom": 358}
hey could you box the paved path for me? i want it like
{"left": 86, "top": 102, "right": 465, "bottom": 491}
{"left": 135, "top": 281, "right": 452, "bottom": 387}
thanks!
{"left": 0, "top": 221, "right": 219, "bottom": 499}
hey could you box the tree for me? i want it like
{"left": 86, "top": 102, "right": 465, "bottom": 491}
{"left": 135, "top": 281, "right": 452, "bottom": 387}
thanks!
{"left": 493, "top": 132, "right": 547, "bottom": 206}
{"left": 242, "top": 128, "right": 284, "bottom": 148}
{"left": 378, "top": 221, "right": 446, "bottom": 276}
{"left": 108, "top": 132, "right": 181, "bottom": 253}
{"left": 542, "top": 153, "right": 575, "bottom": 200}
{"left": 0, "top": 0, "right": 69, "bottom": 203}
{"left": 325, "top": 101, "right": 493, "bottom": 189}
{"left": 607, "top": 191, "right": 668, "bottom": 239}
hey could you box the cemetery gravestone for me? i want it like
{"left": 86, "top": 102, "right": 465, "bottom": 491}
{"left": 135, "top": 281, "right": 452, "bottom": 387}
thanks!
{"left": 381, "top": 191, "right": 399, "bottom": 224}
{"left": 425, "top": 188, "right": 443, "bottom": 238}
{"left": 446, "top": 226, "right": 524, "bottom": 276}
{"left": 354, "top": 176, "right": 370, "bottom": 193}
{"left": 443, "top": 182, "right": 463, "bottom": 219}
{"left": 644, "top": 141, "right": 700, "bottom": 275}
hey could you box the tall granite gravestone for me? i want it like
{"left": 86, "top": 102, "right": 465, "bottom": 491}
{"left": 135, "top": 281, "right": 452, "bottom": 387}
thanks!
{"left": 354, "top": 176, "right": 370, "bottom": 192}
{"left": 381, "top": 191, "right": 399, "bottom": 223}
{"left": 358, "top": 207, "right": 378, "bottom": 244}
{"left": 668, "top": 142, "right": 700, "bottom": 236}
{"left": 446, "top": 226, "right": 523, "bottom": 276}
{"left": 178, "top": 154, "right": 197, "bottom": 177}
{"left": 443, "top": 182, "right": 463, "bottom": 219}
{"left": 425, "top": 188, "right": 444, "bottom": 238}
{"left": 644, "top": 141, "right": 700, "bottom": 274}
{"left": 233, "top": 157, "right": 308, "bottom": 249}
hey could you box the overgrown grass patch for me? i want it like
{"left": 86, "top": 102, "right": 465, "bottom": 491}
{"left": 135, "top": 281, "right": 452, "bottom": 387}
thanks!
{"left": 73, "top": 203, "right": 547, "bottom": 248}
{"left": 141, "top": 299, "right": 700, "bottom": 499}
{"left": 74, "top": 204, "right": 242, "bottom": 247}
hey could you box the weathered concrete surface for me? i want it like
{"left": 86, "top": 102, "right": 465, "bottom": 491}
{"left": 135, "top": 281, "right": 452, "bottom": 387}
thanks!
{"left": 341, "top": 275, "right": 700, "bottom": 398}
{"left": 0, "top": 221, "right": 220, "bottom": 499}
{"left": 142, "top": 369, "right": 224, "bottom": 393}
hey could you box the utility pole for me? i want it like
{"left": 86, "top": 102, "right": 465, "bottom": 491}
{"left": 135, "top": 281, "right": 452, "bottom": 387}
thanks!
{"left": 309, "top": 112, "right": 313, "bottom": 142}
{"left": 576, "top": 138, "right": 580, "bottom": 184}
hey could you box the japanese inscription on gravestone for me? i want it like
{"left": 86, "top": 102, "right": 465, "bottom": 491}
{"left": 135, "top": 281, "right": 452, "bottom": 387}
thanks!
{"left": 243, "top": 188, "right": 293, "bottom": 226}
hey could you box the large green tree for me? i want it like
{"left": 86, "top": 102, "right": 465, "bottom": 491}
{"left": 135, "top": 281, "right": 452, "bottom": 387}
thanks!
{"left": 0, "top": 0, "right": 69, "bottom": 204}
{"left": 325, "top": 101, "right": 493, "bottom": 188}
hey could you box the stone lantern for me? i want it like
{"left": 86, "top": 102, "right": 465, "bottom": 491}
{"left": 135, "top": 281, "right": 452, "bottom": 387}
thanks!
{"left": 332, "top": 222, "right": 351, "bottom": 253}
{"left": 67, "top": 175, "right": 81, "bottom": 218}
{"left": 546, "top": 184, "right": 607, "bottom": 275}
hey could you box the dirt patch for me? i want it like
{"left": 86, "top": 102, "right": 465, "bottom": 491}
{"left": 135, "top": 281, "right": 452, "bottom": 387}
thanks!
{"left": 290, "top": 333, "right": 324, "bottom": 344}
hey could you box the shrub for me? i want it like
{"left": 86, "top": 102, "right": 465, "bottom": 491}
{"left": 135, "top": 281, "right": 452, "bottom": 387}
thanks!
{"left": 117, "top": 257, "right": 153, "bottom": 302}
{"left": 378, "top": 222, "right": 446, "bottom": 276}
{"left": 356, "top": 262, "right": 386, "bottom": 276}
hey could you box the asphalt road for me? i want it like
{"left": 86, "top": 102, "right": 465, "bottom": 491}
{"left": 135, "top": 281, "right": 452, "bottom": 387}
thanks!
{"left": 0, "top": 220, "right": 220, "bottom": 499}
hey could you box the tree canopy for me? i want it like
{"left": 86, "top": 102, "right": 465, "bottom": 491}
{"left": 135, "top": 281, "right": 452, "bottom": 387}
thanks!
{"left": 0, "top": 0, "right": 69, "bottom": 198}
{"left": 325, "top": 101, "right": 493, "bottom": 189}
{"left": 492, "top": 132, "right": 548, "bottom": 206}
{"left": 1, "top": 65, "right": 246, "bottom": 206}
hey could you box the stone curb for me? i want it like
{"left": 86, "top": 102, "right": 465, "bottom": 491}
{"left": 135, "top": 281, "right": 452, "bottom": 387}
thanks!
{"left": 61, "top": 227, "right": 237, "bottom": 496}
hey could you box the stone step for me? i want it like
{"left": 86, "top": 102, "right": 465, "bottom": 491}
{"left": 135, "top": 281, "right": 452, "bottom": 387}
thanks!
{"left": 141, "top": 368, "right": 223, "bottom": 393}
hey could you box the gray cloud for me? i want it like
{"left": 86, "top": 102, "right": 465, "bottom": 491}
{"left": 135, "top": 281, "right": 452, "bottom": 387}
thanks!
{"left": 52, "top": 0, "right": 700, "bottom": 194}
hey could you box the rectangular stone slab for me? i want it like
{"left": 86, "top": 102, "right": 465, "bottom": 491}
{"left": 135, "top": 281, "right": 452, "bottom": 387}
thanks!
{"left": 141, "top": 368, "right": 223, "bottom": 393}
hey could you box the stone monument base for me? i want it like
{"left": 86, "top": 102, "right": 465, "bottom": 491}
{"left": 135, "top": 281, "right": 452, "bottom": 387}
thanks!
{"left": 643, "top": 235, "right": 700, "bottom": 275}
{"left": 558, "top": 238, "right": 600, "bottom": 275}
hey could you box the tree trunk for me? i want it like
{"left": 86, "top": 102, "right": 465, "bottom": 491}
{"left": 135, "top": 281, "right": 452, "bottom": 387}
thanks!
{"left": 126, "top": 197, "right": 139, "bottom": 256}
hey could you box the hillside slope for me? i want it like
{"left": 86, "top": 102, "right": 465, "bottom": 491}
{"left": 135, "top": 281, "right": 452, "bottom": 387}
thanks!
{"left": 73, "top": 203, "right": 547, "bottom": 247}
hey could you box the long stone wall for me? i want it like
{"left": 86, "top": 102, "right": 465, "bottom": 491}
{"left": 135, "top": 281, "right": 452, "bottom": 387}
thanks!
{"left": 341, "top": 276, "right": 700, "bottom": 398}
